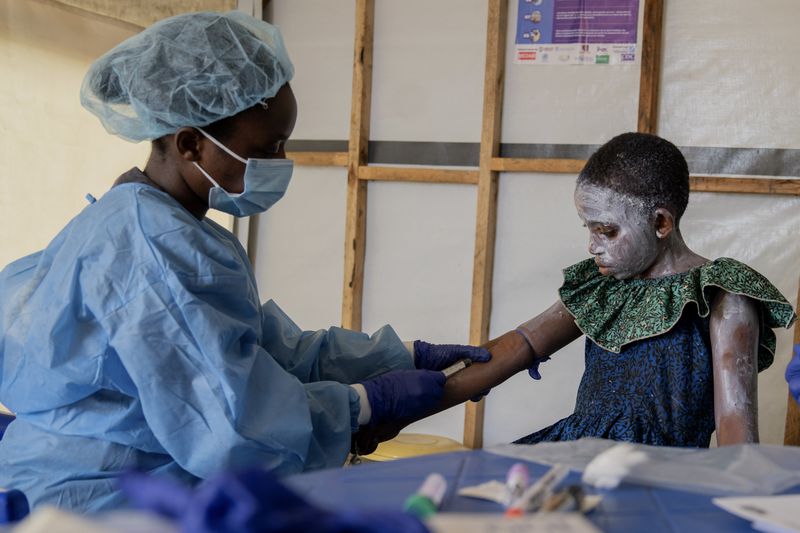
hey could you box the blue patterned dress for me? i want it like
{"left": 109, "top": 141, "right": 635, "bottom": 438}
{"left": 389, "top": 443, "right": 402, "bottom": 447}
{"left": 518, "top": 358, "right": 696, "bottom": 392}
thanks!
{"left": 514, "top": 258, "right": 796, "bottom": 448}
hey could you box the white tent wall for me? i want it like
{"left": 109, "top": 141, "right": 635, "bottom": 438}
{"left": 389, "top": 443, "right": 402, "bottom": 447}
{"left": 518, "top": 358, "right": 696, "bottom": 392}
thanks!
{"left": 0, "top": 0, "right": 236, "bottom": 269}
{"left": 0, "top": 0, "right": 149, "bottom": 268}
{"left": 253, "top": 0, "right": 355, "bottom": 330}
{"left": 262, "top": 0, "right": 800, "bottom": 446}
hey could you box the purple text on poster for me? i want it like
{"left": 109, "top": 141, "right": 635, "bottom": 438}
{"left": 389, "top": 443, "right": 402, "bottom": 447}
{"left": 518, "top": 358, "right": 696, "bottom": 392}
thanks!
{"left": 553, "top": 0, "right": 638, "bottom": 44}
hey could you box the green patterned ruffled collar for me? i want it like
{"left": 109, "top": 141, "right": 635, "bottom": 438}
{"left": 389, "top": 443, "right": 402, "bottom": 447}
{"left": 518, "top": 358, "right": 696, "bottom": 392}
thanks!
{"left": 559, "top": 258, "right": 797, "bottom": 371}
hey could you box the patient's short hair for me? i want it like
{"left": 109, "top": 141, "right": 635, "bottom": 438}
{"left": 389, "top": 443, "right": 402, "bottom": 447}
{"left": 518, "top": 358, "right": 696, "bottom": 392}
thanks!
{"left": 577, "top": 132, "right": 690, "bottom": 223}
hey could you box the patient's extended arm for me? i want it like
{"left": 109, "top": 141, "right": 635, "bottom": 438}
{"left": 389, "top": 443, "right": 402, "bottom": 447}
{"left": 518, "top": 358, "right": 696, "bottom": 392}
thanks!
{"left": 353, "top": 301, "right": 582, "bottom": 453}
{"left": 442, "top": 301, "right": 581, "bottom": 406}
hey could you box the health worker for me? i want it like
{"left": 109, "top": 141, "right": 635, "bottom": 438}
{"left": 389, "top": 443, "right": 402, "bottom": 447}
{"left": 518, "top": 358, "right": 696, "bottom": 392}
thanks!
{"left": 0, "top": 11, "right": 489, "bottom": 511}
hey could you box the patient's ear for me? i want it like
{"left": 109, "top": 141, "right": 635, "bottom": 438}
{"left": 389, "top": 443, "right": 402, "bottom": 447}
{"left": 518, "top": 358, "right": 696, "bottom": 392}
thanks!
{"left": 654, "top": 208, "right": 675, "bottom": 239}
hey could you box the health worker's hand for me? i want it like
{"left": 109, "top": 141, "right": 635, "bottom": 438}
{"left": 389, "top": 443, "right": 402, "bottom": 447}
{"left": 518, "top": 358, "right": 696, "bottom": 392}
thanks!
{"left": 413, "top": 340, "right": 491, "bottom": 371}
{"left": 360, "top": 369, "right": 446, "bottom": 427}
{"left": 787, "top": 344, "right": 800, "bottom": 405}
{"left": 527, "top": 358, "right": 550, "bottom": 380}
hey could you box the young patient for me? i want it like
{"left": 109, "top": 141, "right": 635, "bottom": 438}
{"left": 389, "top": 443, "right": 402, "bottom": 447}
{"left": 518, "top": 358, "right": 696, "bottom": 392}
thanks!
{"left": 356, "top": 132, "right": 796, "bottom": 451}
{"left": 507, "top": 132, "right": 796, "bottom": 447}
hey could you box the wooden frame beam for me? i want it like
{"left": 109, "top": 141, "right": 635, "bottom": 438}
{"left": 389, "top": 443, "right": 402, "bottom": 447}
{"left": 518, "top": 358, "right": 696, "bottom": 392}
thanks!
{"left": 690, "top": 176, "right": 800, "bottom": 196}
{"left": 637, "top": 0, "right": 664, "bottom": 134}
{"left": 341, "top": 0, "right": 374, "bottom": 331}
{"left": 289, "top": 155, "right": 800, "bottom": 197}
{"left": 491, "top": 157, "right": 585, "bottom": 174}
{"left": 288, "top": 151, "right": 348, "bottom": 167}
{"left": 359, "top": 166, "right": 478, "bottom": 184}
{"left": 463, "top": 0, "right": 508, "bottom": 450}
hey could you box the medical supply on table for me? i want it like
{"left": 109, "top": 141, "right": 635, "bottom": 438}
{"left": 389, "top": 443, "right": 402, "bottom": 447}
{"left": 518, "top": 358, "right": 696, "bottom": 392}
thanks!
{"left": 580, "top": 441, "right": 800, "bottom": 495}
{"left": 582, "top": 442, "right": 648, "bottom": 489}
{"left": 504, "top": 462, "right": 529, "bottom": 505}
{"left": 713, "top": 494, "right": 800, "bottom": 533}
{"left": 506, "top": 464, "right": 569, "bottom": 516}
{"left": 541, "top": 485, "right": 586, "bottom": 512}
{"left": 441, "top": 359, "right": 472, "bottom": 378}
{"left": 457, "top": 480, "right": 511, "bottom": 505}
{"left": 404, "top": 473, "right": 447, "bottom": 519}
{"left": 459, "top": 476, "right": 601, "bottom": 516}
{"left": 0, "top": 487, "right": 29, "bottom": 523}
{"left": 491, "top": 437, "right": 800, "bottom": 495}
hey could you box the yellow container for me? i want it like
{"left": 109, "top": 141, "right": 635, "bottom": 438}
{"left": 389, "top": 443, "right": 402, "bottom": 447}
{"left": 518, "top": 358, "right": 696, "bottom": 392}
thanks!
{"left": 361, "top": 433, "right": 467, "bottom": 462}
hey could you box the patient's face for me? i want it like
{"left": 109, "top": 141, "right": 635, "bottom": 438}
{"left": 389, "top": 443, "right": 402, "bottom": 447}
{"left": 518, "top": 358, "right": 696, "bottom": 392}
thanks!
{"left": 574, "top": 184, "right": 660, "bottom": 280}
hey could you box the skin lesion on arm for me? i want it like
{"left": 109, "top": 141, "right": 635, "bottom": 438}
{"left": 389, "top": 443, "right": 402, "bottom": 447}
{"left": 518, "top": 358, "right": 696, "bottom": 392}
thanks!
{"left": 709, "top": 290, "right": 761, "bottom": 445}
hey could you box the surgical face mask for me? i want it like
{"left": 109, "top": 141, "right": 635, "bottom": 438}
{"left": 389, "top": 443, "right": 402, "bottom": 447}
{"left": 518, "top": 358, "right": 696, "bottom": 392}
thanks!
{"left": 193, "top": 128, "right": 293, "bottom": 217}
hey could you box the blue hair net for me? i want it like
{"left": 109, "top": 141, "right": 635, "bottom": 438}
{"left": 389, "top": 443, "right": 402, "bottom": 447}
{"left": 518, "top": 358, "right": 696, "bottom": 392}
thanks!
{"left": 80, "top": 11, "right": 294, "bottom": 142}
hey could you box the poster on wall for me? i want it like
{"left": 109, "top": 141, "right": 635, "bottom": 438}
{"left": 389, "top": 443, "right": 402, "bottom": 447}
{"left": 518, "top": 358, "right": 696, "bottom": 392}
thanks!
{"left": 514, "top": 0, "right": 640, "bottom": 65}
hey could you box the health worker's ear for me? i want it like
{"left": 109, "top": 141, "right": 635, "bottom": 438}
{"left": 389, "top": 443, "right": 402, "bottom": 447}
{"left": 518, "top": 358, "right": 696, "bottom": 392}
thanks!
{"left": 653, "top": 207, "right": 675, "bottom": 239}
{"left": 174, "top": 127, "right": 204, "bottom": 162}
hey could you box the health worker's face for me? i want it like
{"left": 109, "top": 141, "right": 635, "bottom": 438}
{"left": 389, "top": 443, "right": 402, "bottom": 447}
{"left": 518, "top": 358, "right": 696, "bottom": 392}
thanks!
{"left": 201, "top": 83, "right": 297, "bottom": 195}
{"left": 574, "top": 184, "right": 660, "bottom": 280}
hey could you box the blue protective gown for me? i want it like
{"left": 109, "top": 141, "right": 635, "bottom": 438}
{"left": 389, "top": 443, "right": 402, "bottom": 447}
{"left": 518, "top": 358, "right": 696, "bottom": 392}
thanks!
{"left": 0, "top": 170, "right": 412, "bottom": 511}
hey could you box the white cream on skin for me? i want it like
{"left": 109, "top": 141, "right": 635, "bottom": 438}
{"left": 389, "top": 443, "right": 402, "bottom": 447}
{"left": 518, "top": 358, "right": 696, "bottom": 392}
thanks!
{"left": 574, "top": 184, "right": 660, "bottom": 280}
{"left": 710, "top": 292, "right": 760, "bottom": 443}
{"left": 571, "top": 183, "right": 760, "bottom": 444}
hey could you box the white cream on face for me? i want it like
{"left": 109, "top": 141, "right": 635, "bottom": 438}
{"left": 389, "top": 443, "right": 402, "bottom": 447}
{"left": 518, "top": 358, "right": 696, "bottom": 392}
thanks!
{"left": 574, "top": 184, "right": 660, "bottom": 280}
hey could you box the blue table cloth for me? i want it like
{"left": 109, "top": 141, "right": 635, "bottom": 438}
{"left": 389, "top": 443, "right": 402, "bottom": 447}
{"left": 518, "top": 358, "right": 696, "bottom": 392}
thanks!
{"left": 286, "top": 450, "right": 800, "bottom": 532}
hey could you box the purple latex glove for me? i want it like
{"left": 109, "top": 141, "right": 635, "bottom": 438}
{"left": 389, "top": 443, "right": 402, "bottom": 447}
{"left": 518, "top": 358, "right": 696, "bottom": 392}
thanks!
{"left": 413, "top": 340, "right": 491, "bottom": 371}
{"left": 118, "top": 473, "right": 192, "bottom": 521}
{"left": 787, "top": 344, "right": 800, "bottom": 405}
{"left": 514, "top": 329, "right": 549, "bottom": 380}
{"left": 527, "top": 359, "right": 549, "bottom": 380}
{"left": 361, "top": 369, "right": 446, "bottom": 426}
{"left": 121, "top": 469, "right": 429, "bottom": 533}
{"left": 0, "top": 489, "right": 28, "bottom": 524}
